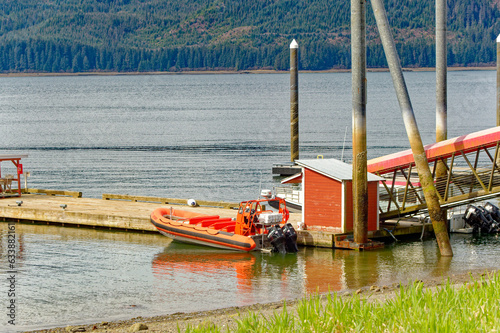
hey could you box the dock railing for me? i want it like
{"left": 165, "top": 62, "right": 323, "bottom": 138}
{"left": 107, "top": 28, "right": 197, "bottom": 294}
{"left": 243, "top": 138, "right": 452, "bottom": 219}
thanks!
{"left": 274, "top": 186, "right": 302, "bottom": 204}
{"left": 376, "top": 146, "right": 500, "bottom": 220}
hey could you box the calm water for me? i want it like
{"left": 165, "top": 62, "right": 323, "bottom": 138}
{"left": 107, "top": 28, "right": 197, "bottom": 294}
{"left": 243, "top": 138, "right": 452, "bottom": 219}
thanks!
{"left": 1, "top": 223, "right": 499, "bottom": 331}
{"left": 0, "top": 71, "right": 499, "bottom": 331}
{"left": 0, "top": 71, "right": 494, "bottom": 201}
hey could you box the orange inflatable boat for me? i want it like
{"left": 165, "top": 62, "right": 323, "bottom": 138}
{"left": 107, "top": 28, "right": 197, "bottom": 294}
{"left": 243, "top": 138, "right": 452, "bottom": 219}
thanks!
{"left": 150, "top": 198, "right": 298, "bottom": 252}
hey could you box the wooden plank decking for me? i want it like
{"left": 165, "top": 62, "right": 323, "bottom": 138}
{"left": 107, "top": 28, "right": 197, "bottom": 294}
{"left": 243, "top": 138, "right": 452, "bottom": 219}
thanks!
{"left": 0, "top": 194, "right": 301, "bottom": 232}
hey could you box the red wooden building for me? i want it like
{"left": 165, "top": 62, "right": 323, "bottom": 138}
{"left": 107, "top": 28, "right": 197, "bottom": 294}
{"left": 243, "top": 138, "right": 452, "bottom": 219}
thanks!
{"left": 295, "top": 159, "right": 382, "bottom": 233}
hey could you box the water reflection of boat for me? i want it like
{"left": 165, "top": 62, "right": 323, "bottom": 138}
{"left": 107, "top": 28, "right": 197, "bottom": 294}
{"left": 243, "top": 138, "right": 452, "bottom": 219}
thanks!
{"left": 151, "top": 241, "right": 397, "bottom": 297}
{"left": 152, "top": 242, "right": 257, "bottom": 273}
{"left": 151, "top": 242, "right": 258, "bottom": 292}
{"left": 151, "top": 245, "right": 351, "bottom": 297}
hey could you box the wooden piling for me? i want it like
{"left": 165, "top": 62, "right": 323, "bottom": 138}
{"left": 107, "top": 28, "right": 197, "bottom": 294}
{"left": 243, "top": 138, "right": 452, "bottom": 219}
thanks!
{"left": 351, "top": 0, "right": 368, "bottom": 244}
{"left": 435, "top": 0, "right": 448, "bottom": 202}
{"left": 436, "top": 0, "right": 447, "bottom": 144}
{"left": 370, "top": 0, "right": 453, "bottom": 256}
{"left": 290, "top": 39, "right": 299, "bottom": 162}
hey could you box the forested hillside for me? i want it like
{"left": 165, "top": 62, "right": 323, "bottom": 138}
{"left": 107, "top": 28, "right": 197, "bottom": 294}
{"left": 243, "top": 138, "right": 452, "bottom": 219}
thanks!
{"left": 0, "top": 0, "right": 499, "bottom": 73}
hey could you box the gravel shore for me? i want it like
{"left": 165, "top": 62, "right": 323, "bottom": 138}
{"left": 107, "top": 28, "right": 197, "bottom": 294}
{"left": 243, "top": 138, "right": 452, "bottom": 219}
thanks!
{"left": 25, "top": 269, "right": 495, "bottom": 333}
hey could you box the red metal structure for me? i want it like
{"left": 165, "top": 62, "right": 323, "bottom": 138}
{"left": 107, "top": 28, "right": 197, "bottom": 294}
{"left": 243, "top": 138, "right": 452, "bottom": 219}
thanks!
{"left": 0, "top": 154, "right": 28, "bottom": 198}
{"left": 368, "top": 127, "right": 500, "bottom": 220}
{"left": 368, "top": 127, "right": 500, "bottom": 174}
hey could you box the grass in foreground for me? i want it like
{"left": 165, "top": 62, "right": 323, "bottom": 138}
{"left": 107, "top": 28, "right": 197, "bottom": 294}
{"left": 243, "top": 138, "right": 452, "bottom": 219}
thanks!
{"left": 184, "top": 272, "right": 500, "bottom": 332}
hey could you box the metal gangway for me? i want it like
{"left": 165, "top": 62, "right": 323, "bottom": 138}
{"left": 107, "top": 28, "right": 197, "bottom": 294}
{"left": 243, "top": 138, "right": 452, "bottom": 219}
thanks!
{"left": 368, "top": 127, "right": 500, "bottom": 221}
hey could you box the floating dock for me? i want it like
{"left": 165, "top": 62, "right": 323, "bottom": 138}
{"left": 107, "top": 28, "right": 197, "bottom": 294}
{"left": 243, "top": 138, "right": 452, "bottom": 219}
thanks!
{"left": 272, "top": 162, "right": 302, "bottom": 176}
{"left": 0, "top": 190, "right": 434, "bottom": 249}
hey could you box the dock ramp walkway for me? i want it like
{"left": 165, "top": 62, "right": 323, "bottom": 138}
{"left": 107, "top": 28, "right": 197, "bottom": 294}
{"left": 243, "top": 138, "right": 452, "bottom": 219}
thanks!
{"left": 368, "top": 127, "right": 500, "bottom": 220}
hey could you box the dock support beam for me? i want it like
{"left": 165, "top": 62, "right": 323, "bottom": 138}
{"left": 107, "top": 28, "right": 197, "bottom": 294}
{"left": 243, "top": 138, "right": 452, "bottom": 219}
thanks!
{"left": 371, "top": 0, "right": 453, "bottom": 256}
{"left": 290, "top": 39, "right": 299, "bottom": 162}
{"left": 351, "top": 0, "right": 368, "bottom": 244}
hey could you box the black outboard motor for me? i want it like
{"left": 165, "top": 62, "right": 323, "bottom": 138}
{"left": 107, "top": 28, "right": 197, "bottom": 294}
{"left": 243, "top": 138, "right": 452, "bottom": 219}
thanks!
{"left": 464, "top": 205, "right": 484, "bottom": 233}
{"left": 483, "top": 202, "right": 500, "bottom": 233}
{"left": 477, "top": 206, "right": 498, "bottom": 233}
{"left": 281, "top": 223, "right": 298, "bottom": 253}
{"left": 267, "top": 225, "right": 287, "bottom": 254}
{"left": 484, "top": 202, "right": 500, "bottom": 222}
{"left": 464, "top": 204, "right": 496, "bottom": 234}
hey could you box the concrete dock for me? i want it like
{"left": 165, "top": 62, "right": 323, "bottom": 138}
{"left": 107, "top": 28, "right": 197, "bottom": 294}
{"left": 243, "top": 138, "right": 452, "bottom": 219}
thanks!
{"left": 0, "top": 190, "right": 434, "bottom": 248}
{"left": 0, "top": 192, "right": 303, "bottom": 233}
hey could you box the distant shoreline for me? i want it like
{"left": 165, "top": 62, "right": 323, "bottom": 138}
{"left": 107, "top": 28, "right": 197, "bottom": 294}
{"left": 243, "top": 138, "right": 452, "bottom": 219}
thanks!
{"left": 0, "top": 66, "right": 495, "bottom": 78}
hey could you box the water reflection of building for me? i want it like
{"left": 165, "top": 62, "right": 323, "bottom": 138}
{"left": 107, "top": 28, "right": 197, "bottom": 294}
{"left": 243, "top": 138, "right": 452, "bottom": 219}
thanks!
{"left": 151, "top": 244, "right": 367, "bottom": 300}
{"left": 301, "top": 247, "right": 346, "bottom": 293}
{"left": 302, "top": 247, "right": 396, "bottom": 292}
{"left": 151, "top": 243, "right": 403, "bottom": 303}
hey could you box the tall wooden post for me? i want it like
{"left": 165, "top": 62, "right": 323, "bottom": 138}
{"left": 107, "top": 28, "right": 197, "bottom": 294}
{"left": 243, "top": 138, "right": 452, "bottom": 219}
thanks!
{"left": 371, "top": 0, "right": 453, "bottom": 256}
{"left": 290, "top": 39, "right": 299, "bottom": 162}
{"left": 351, "top": 0, "right": 368, "bottom": 244}
{"left": 436, "top": 0, "right": 447, "bottom": 144}
{"left": 435, "top": 0, "right": 448, "bottom": 202}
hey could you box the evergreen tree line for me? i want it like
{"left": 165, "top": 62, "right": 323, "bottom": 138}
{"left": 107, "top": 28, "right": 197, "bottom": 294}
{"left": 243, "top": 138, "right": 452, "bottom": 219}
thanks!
{"left": 0, "top": 37, "right": 496, "bottom": 73}
{"left": 1, "top": 0, "right": 499, "bottom": 72}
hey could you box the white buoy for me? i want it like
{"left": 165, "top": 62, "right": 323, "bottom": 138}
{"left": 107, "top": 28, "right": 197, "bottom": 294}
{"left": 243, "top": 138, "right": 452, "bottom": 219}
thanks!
{"left": 187, "top": 199, "right": 197, "bottom": 207}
